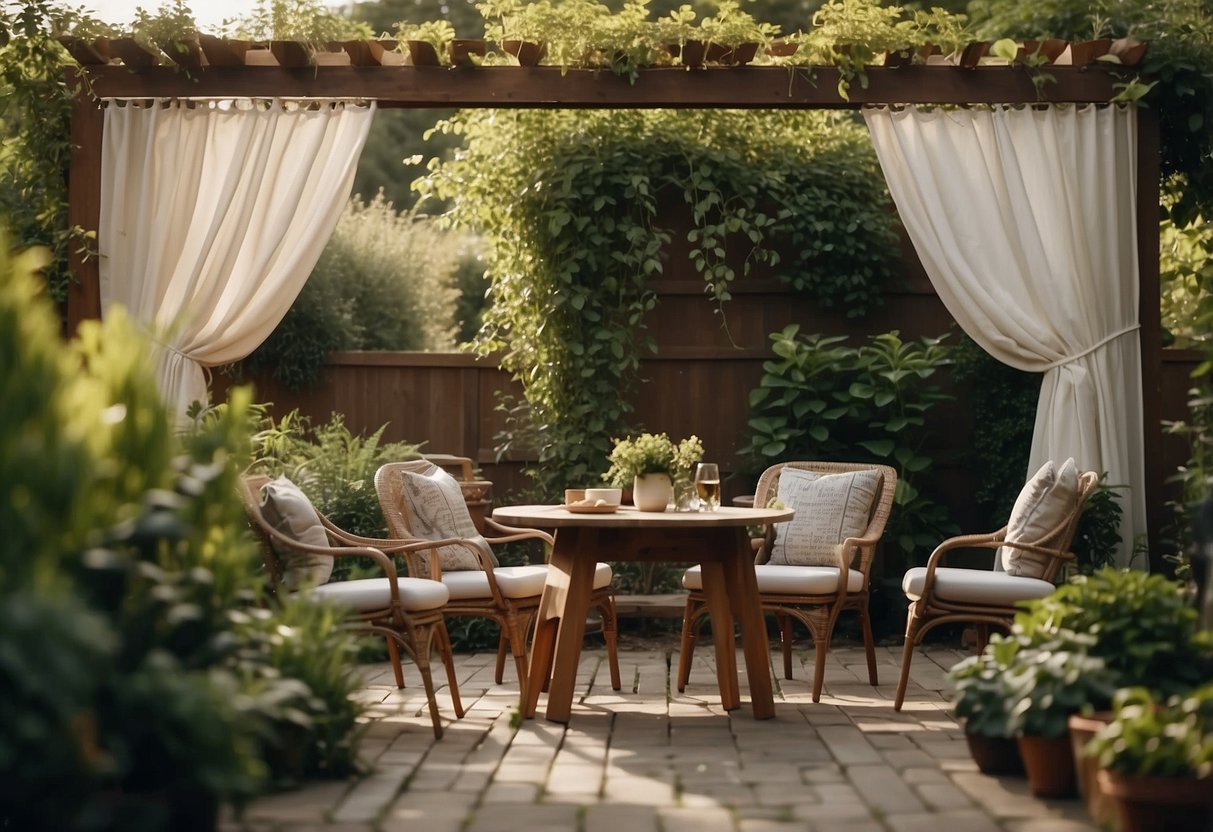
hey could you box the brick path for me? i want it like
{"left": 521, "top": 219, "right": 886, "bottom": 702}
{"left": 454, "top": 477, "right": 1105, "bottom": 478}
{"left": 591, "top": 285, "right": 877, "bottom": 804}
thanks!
{"left": 224, "top": 642, "right": 1097, "bottom": 832}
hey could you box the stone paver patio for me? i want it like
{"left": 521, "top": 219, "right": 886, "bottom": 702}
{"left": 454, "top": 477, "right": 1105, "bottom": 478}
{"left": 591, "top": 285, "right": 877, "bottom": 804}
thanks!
{"left": 225, "top": 640, "right": 1098, "bottom": 832}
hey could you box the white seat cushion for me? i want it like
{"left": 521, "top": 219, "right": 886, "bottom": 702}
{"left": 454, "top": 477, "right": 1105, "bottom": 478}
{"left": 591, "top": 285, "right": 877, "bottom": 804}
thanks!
{"left": 767, "top": 467, "right": 882, "bottom": 567}
{"left": 999, "top": 457, "right": 1079, "bottom": 577}
{"left": 306, "top": 576, "right": 450, "bottom": 613}
{"left": 442, "top": 563, "right": 613, "bottom": 601}
{"left": 683, "top": 563, "right": 864, "bottom": 595}
{"left": 902, "top": 566, "right": 1055, "bottom": 605}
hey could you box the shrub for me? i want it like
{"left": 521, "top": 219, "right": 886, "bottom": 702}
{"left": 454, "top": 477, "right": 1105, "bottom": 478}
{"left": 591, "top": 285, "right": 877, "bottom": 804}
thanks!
{"left": 250, "top": 408, "right": 423, "bottom": 541}
{"left": 244, "top": 193, "right": 470, "bottom": 388}
{"left": 0, "top": 233, "right": 367, "bottom": 829}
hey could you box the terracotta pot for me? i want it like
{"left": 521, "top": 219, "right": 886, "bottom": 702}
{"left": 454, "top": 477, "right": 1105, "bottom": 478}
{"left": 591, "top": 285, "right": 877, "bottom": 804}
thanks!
{"left": 406, "top": 40, "right": 441, "bottom": 66}
{"left": 1017, "top": 734, "right": 1078, "bottom": 799}
{"left": 503, "top": 40, "right": 547, "bottom": 66}
{"left": 1066, "top": 38, "right": 1112, "bottom": 67}
{"left": 765, "top": 39, "right": 798, "bottom": 59}
{"left": 107, "top": 37, "right": 161, "bottom": 68}
{"left": 1068, "top": 712, "right": 1116, "bottom": 826}
{"left": 964, "top": 731, "right": 1025, "bottom": 776}
{"left": 667, "top": 40, "right": 707, "bottom": 68}
{"left": 958, "top": 41, "right": 990, "bottom": 68}
{"left": 199, "top": 34, "right": 250, "bottom": 67}
{"left": 1110, "top": 37, "right": 1148, "bottom": 66}
{"left": 633, "top": 473, "right": 673, "bottom": 512}
{"left": 448, "top": 38, "right": 486, "bottom": 67}
{"left": 1097, "top": 769, "right": 1213, "bottom": 832}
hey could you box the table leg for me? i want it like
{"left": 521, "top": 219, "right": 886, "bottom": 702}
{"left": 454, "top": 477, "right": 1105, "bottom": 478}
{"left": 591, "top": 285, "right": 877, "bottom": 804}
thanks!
{"left": 539, "top": 530, "right": 597, "bottom": 723}
{"left": 726, "top": 528, "right": 775, "bottom": 719}
{"left": 698, "top": 558, "right": 740, "bottom": 711}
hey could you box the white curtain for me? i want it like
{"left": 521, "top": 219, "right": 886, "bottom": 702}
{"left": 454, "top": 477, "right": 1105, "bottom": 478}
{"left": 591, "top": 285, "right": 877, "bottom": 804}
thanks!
{"left": 864, "top": 104, "right": 1145, "bottom": 568}
{"left": 98, "top": 97, "right": 376, "bottom": 416}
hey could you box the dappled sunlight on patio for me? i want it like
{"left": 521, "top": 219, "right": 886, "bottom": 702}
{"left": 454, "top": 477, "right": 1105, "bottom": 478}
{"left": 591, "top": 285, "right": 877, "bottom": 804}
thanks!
{"left": 225, "top": 643, "right": 1099, "bottom": 832}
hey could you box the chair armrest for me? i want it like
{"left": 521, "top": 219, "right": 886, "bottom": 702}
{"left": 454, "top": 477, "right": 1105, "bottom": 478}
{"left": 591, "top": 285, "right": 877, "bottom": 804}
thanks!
{"left": 484, "top": 517, "right": 555, "bottom": 547}
{"left": 916, "top": 528, "right": 1008, "bottom": 603}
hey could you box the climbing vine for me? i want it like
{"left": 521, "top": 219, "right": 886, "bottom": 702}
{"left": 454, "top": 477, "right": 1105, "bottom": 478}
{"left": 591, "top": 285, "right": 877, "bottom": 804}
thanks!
{"left": 418, "top": 109, "right": 900, "bottom": 497}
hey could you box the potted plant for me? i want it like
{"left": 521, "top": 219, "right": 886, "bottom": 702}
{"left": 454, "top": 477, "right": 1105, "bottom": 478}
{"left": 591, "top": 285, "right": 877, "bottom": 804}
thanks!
{"left": 656, "top": 4, "right": 706, "bottom": 68}
{"left": 395, "top": 19, "right": 455, "bottom": 66}
{"left": 948, "top": 635, "right": 1025, "bottom": 776}
{"left": 1088, "top": 685, "right": 1213, "bottom": 832}
{"left": 698, "top": 0, "right": 778, "bottom": 65}
{"left": 479, "top": 0, "right": 606, "bottom": 72}
{"left": 588, "top": 0, "right": 666, "bottom": 81}
{"left": 1010, "top": 568, "right": 1212, "bottom": 817}
{"left": 604, "top": 432, "right": 703, "bottom": 511}
{"left": 130, "top": 0, "right": 202, "bottom": 68}
{"left": 801, "top": 0, "right": 919, "bottom": 99}
{"left": 1003, "top": 635, "right": 1118, "bottom": 799}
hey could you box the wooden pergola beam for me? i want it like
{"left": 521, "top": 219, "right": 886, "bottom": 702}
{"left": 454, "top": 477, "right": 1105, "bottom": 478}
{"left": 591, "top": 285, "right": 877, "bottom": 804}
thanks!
{"left": 82, "top": 64, "right": 1120, "bottom": 107}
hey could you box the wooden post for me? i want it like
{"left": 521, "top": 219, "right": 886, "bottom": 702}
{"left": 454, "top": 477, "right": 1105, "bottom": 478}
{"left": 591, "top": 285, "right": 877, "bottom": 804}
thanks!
{"left": 66, "top": 69, "right": 104, "bottom": 334}
{"left": 1135, "top": 106, "right": 1164, "bottom": 571}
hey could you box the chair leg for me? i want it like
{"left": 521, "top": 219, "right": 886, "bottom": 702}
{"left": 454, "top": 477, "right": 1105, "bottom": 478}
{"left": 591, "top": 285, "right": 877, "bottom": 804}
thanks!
{"left": 505, "top": 611, "right": 531, "bottom": 709}
{"left": 894, "top": 613, "right": 922, "bottom": 712}
{"left": 386, "top": 635, "right": 406, "bottom": 689}
{"left": 494, "top": 630, "right": 509, "bottom": 684}
{"left": 974, "top": 623, "right": 990, "bottom": 653}
{"left": 778, "top": 612, "right": 794, "bottom": 680}
{"left": 859, "top": 606, "right": 879, "bottom": 686}
{"left": 409, "top": 629, "right": 445, "bottom": 740}
{"left": 811, "top": 636, "right": 829, "bottom": 702}
{"left": 436, "top": 621, "right": 465, "bottom": 719}
{"left": 600, "top": 596, "right": 622, "bottom": 691}
{"left": 675, "top": 598, "right": 700, "bottom": 693}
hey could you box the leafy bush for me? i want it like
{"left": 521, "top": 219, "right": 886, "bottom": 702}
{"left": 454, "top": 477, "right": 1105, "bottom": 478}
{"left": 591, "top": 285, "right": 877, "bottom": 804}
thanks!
{"left": 739, "top": 325, "right": 958, "bottom": 569}
{"left": 244, "top": 193, "right": 472, "bottom": 388}
{"left": 1012, "top": 568, "right": 1213, "bottom": 697}
{"left": 1089, "top": 684, "right": 1213, "bottom": 777}
{"left": 250, "top": 408, "right": 423, "bottom": 541}
{"left": 0, "top": 235, "right": 367, "bottom": 829}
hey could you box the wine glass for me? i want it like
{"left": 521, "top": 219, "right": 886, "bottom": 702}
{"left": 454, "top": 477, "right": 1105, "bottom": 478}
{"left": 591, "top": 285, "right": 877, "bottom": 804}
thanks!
{"left": 694, "top": 463, "right": 720, "bottom": 512}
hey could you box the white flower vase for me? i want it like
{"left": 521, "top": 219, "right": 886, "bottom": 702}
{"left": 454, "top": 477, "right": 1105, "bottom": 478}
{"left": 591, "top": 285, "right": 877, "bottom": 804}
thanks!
{"left": 633, "top": 473, "right": 673, "bottom": 512}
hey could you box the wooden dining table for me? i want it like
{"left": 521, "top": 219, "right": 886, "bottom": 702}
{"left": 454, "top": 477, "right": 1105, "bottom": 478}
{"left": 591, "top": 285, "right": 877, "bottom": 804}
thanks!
{"left": 492, "top": 503, "right": 794, "bottom": 723}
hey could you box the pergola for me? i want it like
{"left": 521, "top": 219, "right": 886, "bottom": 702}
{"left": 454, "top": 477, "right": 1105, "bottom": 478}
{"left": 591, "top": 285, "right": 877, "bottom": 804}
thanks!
{"left": 64, "top": 57, "right": 1163, "bottom": 568}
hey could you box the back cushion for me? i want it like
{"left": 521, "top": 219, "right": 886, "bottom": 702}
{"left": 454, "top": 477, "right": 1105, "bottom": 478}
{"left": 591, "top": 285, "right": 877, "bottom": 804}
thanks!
{"left": 1000, "top": 457, "right": 1080, "bottom": 577}
{"left": 768, "top": 467, "right": 882, "bottom": 567}
{"left": 400, "top": 464, "right": 497, "bottom": 572}
{"left": 259, "top": 475, "right": 334, "bottom": 590}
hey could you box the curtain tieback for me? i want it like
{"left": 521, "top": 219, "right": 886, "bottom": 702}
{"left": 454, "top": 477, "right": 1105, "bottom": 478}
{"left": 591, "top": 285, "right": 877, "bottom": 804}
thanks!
{"left": 1042, "top": 324, "right": 1140, "bottom": 371}
{"left": 149, "top": 336, "right": 194, "bottom": 362}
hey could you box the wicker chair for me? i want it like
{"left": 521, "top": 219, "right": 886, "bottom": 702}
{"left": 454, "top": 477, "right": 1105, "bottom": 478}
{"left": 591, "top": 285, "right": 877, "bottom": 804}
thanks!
{"left": 676, "top": 461, "right": 897, "bottom": 703}
{"left": 893, "top": 467, "right": 1099, "bottom": 710}
{"left": 240, "top": 474, "right": 464, "bottom": 739}
{"left": 375, "top": 461, "right": 622, "bottom": 709}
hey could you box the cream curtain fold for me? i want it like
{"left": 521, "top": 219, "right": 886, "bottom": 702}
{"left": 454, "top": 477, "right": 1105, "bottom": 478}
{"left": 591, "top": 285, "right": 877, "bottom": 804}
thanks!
{"left": 863, "top": 104, "right": 1145, "bottom": 568}
{"left": 98, "top": 97, "right": 376, "bottom": 416}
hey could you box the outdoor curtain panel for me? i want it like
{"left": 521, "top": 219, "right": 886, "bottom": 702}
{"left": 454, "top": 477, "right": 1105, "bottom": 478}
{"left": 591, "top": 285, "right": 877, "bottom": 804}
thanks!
{"left": 864, "top": 104, "right": 1145, "bottom": 568}
{"left": 98, "top": 97, "right": 376, "bottom": 417}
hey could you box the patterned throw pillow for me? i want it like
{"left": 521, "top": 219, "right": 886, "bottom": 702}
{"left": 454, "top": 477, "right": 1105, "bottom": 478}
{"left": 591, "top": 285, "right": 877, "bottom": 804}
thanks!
{"left": 1000, "top": 458, "right": 1080, "bottom": 578}
{"left": 767, "top": 467, "right": 882, "bottom": 567}
{"left": 400, "top": 464, "right": 498, "bottom": 572}
{"left": 259, "top": 475, "right": 334, "bottom": 590}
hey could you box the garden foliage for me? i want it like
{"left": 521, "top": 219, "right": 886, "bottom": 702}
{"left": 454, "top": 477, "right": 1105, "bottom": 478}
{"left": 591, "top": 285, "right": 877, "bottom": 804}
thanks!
{"left": 0, "top": 238, "right": 365, "bottom": 829}
{"left": 420, "top": 108, "right": 900, "bottom": 499}
{"left": 244, "top": 192, "right": 476, "bottom": 388}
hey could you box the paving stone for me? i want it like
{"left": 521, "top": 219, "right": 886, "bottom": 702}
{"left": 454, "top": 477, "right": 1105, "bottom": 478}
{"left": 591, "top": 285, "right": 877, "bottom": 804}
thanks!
{"left": 465, "top": 803, "right": 582, "bottom": 832}
{"left": 844, "top": 764, "right": 926, "bottom": 814}
{"left": 658, "top": 806, "right": 737, "bottom": 832}
{"left": 815, "top": 725, "right": 882, "bottom": 765}
{"left": 584, "top": 805, "right": 661, "bottom": 832}
{"left": 914, "top": 781, "right": 976, "bottom": 810}
{"left": 885, "top": 810, "right": 1000, "bottom": 832}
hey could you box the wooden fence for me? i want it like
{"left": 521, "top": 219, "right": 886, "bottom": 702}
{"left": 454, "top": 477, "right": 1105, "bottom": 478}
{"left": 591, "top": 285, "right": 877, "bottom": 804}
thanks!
{"left": 216, "top": 267, "right": 1202, "bottom": 545}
